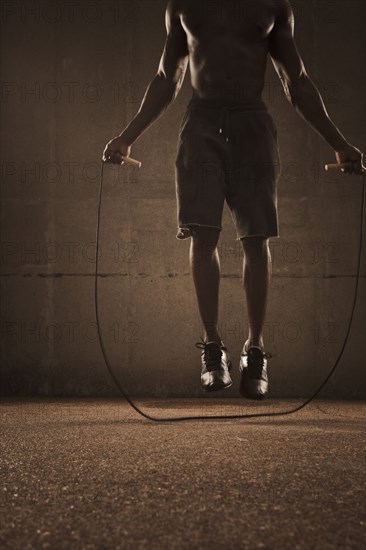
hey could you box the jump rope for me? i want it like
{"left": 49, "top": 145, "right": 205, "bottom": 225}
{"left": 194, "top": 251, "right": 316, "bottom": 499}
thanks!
{"left": 96, "top": 151, "right": 365, "bottom": 422}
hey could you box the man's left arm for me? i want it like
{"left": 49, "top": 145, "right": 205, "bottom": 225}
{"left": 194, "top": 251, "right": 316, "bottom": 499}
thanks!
{"left": 269, "top": 0, "right": 365, "bottom": 174}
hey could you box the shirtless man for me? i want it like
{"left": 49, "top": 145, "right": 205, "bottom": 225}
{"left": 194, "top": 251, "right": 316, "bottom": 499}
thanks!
{"left": 103, "top": 0, "right": 365, "bottom": 399}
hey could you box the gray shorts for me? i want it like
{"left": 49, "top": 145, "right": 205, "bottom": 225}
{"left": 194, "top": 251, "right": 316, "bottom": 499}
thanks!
{"left": 174, "top": 95, "right": 281, "bottom": 240}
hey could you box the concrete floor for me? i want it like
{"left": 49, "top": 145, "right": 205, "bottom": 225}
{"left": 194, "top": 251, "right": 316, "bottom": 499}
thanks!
{"left": 1, "top": 398, "right": 365, "bottom": 550}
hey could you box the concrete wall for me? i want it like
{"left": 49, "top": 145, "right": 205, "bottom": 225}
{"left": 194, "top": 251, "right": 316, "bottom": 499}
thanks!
{"left": 1, "top": 0, "right": 365, "bottom": 398}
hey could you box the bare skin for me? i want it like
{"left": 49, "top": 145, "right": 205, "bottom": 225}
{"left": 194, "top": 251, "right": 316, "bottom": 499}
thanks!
{"left": 103, "top": 0, "right": 365, "bottom": 350}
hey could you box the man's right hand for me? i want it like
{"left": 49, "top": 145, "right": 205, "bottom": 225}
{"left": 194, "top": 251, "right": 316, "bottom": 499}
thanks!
{"left": 102, "top": 135, "right": 132, "bottom": 164}
{"left": 335, "top": 145, "right": 366, "bottom": 175}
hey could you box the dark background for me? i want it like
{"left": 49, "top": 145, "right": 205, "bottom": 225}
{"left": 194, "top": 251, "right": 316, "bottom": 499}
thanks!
{"left": 1, "top": 0, "right": 365, "bottom": 397}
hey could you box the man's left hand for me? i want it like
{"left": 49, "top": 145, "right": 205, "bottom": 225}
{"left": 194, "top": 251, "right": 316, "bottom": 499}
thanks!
{"left": 335, "top": 145, "right": 366, "bottom": 175}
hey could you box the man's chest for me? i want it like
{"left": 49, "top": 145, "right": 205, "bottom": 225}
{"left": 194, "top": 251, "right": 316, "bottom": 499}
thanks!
{"left": 177, "top": 0, "right": 277, "bottom": 40}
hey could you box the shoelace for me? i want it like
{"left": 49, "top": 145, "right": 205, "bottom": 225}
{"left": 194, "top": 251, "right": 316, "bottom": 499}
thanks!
{"left": 241, "top": 348, "right": 272, "bottom": 379}
{"left": 195, "top": 337, "right": 223, "bottom": 372}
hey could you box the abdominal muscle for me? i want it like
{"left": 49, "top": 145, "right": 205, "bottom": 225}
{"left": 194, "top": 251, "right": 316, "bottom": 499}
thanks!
{"left": 177, "top": 0, "right": 277, "bottom": 101}
{"left": 189, "top": 41, "right": 269, "bottom": 102}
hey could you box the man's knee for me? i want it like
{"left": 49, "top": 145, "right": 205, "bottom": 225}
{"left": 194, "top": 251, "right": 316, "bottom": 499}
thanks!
{"left": 191, "top": 226, "right": 220, "bottom": 245}
{"left": 190, "top": 226, "right": 221, "bottom": 258}
{"left": 240, "top": 235, "right": 270, "bottom": 261}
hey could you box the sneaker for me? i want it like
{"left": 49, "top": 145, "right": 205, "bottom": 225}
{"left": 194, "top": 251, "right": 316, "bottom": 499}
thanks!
{"left": 239, "top": 345, "right": 272, "bottom": 399}
{"left": 195, "top": 337, "right": 233, "bottom": 392}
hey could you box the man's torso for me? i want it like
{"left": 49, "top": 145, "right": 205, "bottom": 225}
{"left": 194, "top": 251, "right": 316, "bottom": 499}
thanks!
{"left": 173, "top": 0, "right": 281, "bottom": 102}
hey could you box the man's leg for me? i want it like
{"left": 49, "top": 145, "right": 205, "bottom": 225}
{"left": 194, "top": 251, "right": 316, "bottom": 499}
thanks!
{"left": 189, "top": 226, "right": 222, "bottom": 345}
{"left": 240, "top": 236, "right": 272, "bottom": 351}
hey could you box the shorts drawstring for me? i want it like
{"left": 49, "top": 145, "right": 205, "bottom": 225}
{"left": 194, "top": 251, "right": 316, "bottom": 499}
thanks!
{"left": 219, "top": 107, "right": 230, "bottom": 142}
{"left": 186, "top": 96, "right": 268, "bottom": 144}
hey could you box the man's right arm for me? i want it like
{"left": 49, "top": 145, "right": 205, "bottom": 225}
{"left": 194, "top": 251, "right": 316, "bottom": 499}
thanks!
{"left": 120, "top": 1, "right": 189, "bottom": 146}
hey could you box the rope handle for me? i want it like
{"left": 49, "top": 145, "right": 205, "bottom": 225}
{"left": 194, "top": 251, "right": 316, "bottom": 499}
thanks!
{"left": 104, "top": 150, "right": 142, "bottom": 168}
{"left": 325, "top": 162, "right": 365, "bottom": 172}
